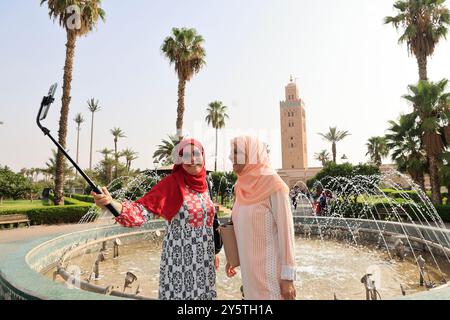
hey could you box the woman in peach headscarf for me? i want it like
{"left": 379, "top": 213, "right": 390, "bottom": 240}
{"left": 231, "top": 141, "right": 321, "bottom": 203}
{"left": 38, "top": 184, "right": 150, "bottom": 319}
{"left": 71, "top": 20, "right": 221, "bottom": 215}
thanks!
{"left": 225, "top": 136, "right": 297, "bottom": 300}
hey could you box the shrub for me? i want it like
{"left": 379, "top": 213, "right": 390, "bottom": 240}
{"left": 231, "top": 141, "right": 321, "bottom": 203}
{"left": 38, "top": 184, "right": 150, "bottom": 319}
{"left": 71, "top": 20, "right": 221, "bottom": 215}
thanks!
{"left": 27, "top": 205, "right": 94, "bottom": 225}
{"left": 307, "top": 163, "right": 380, "bottom": 189}
{"left": 0, "top": 195, "right": 95, "bottom": 225}
{"left": 69, "top": 194, "right": 95, "bottom": 203}
{"left": 0, "top": 166, "right": 33, "bottom": 200}
{"left": 435, "top": 205, "right": 450, "bottom": 222}
{"left": 382, "top": 189, "right": 423, "bottom": 202}
{"left": 0, "top": 204, "right": 94, "bottom": 225}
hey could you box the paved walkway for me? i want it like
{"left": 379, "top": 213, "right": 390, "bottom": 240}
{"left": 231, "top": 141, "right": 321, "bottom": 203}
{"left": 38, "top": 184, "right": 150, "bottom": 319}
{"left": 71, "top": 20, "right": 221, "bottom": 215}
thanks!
{"left": 0, "top": 222, "right": 109, "bottom": 244}
{"left": 217, "top": 204, "right": 232, "bottom": 216}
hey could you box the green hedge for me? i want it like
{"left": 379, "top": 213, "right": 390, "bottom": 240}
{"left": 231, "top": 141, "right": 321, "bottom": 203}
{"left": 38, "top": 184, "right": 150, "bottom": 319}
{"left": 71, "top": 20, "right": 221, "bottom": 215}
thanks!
{"left": 28, "top": 205, "right": 94, "bottom": 225}
{"left": 0, "top": 205, "right": 95, "bottom": 225}
{"left": 69, "top": 194, "right": 95, "bottom": 203}
{"left": 63, "top": 196, "right": 91, "bottom": 206}
{"left": 381, "top": 189, "right": 423, "bottom": 202}
{"left": 372, "top": 203, "right": 450, "bottom": 222}
{"left": 435, "top": 205, "right": 450, "bottom": 222}
{"left": 0, "top": 195, "right": 96, "bottom": 226}
{"left": 330, "top": 199, "right": 450, "bottom": 223}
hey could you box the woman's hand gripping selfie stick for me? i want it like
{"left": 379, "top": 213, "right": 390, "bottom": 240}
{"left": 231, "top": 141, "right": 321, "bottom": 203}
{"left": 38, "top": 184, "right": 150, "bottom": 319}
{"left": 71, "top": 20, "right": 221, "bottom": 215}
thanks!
{"left": 36, "top": 83, "right": 120, "bottom": 217}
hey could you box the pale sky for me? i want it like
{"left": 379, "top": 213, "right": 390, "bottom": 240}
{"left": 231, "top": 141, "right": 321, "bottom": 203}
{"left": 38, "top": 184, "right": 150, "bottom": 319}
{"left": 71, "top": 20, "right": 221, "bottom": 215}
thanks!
{"left": 1, "top": 0, "right": 450, "bottom": 173}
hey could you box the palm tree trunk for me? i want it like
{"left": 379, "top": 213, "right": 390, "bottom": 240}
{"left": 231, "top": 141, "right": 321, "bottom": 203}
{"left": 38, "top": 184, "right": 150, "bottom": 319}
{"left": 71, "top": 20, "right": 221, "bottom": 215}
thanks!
{"left": 447, "top": 182, "right": 450, "bottom": 205}
{"left": 108, "top": 165, "right": 113, "bottom": 184}
{"left": 215, "top": 128, "right": 218, "bottom": 172}
{"left": 114, "top": 139, "right": 118, "bottom": 179}
{"left": 417, "top": 55, "right": 428, "bottom": 81}
{"left": 75, "top": 126, "right": 80, "bottom": 177}
{"left": 410, "top": 170, "right": 426, "bottom": 192}
{"left": 89, "top": 111, "right": 94, "bottom": 170}
{"left": 54, "top": 31, "right": 77, "bottom": 205}
{"left": 417, "top": 171, "right": 426, "bottom": 192}
{"left": 176, "top": 79, "right": 186, "bottom": 139}
{"left": 332, "top": 143, "right": 337, "bottom": 164}
{"left": 376, "top": 155, "right": 382, "bottom": 168}
{"left": 105, "top": 164, "right": 110, "bottom": 184}
{"left": 428, "top": 155, "right": 443, "bottom": 205}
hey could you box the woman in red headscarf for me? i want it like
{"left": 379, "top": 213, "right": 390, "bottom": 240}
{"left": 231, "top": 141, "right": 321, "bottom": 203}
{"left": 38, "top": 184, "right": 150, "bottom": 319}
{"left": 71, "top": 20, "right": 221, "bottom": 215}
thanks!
{"left": 92, "top": 139, "right": 221, "bottom": 300}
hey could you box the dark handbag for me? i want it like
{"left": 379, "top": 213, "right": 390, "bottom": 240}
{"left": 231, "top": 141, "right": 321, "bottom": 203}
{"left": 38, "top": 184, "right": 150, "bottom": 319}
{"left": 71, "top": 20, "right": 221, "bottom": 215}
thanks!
{"left": 207, "top": 176, "right": 223, "bottom": 254}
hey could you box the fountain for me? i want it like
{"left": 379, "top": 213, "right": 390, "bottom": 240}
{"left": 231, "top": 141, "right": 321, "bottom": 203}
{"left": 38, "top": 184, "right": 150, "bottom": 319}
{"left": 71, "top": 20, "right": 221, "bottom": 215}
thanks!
{"left": 123, "top": 272, "right": 137, "bottom": 292}
{"left": 113, "top": 239, "right": 121, "bottom": 259}
{"left": 92, "top": 252, "right": 105, "bottom": 280}
{"left": 361, "top": 273, "right": 381, "bottom": 300}
{"left": 394, "top": 239, "right": 405, "bottom": 261}
{"left": 1, "top": 170, "right": 450, "bottom": 300}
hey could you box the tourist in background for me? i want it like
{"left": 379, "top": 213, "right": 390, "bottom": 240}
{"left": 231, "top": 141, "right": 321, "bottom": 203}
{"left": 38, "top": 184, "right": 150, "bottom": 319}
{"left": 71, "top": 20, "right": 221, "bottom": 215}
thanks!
{"left": 289, "top": 187, "right": 299, "bottom": 210}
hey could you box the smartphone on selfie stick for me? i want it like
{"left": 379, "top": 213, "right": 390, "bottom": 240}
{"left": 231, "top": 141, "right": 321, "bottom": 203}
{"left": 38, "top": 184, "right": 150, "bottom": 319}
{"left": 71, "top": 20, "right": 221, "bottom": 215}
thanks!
{"left": 36, "top": 83, "right": 120, "bottom": 217}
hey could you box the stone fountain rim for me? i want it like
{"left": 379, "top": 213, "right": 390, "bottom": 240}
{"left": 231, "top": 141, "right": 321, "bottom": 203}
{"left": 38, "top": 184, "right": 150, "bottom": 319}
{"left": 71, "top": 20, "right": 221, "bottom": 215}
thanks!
{"left": 54, "top": 219, "right": 450, "bottom": 300}
{"left": 1, "top": 217, "right": 450, "bottom": 300}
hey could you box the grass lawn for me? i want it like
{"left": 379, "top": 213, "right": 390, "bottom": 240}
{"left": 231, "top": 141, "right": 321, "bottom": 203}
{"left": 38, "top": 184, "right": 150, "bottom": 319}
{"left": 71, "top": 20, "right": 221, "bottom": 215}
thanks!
{"left": 0, "top": 199, "right": 51, "bottom": 212}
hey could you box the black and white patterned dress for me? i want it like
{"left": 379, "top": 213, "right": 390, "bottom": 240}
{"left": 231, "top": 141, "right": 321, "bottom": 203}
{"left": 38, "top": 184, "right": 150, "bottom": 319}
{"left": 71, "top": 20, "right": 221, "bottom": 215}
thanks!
{"left": 116, "top": 186, "right": 217, "bottom": 300}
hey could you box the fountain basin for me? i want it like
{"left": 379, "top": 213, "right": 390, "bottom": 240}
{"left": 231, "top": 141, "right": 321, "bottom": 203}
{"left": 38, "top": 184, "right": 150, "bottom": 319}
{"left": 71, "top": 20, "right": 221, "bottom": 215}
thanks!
{"left": 1, "top": 217, "right": 450, "bottom": 300}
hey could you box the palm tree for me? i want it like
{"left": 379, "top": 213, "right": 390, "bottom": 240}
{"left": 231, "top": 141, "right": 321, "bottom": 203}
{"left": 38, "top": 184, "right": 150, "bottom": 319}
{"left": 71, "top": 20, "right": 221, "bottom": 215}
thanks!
{"left": 314, "top": 150, "right": 331, "bottom": 167}
{"left": 45, "top": 149, "right": 74, "bottom": 183}
{"left": 73, "top": 113, "right": 84, "bottom": 172}
{"left": 161, "top": 27, "right": 206, "bottom": 139}
{"left": 110, "top": 127, "right": 126, "bottom": 178}
{"left": 41, "top": 0, "right": 105, "bottom": 205}
{"left": 97, "top": 148, "right": 114, "bottom": 184}
{"left": 439, "top": 151, "right": 450, "bottom": 204}
{"left": 386, "top": 113, "right": 428, "bottom": 190}
{"left": 318, "top": 127, "right": 351, "bottom": 164}
{"left": 403, "top": 79, "right": 450, "bottom": 204}
{"left": 29, "top": 168, "right": 40, "bottom": 183}
{"left": 366, "top": 136, "right": 389, "bottom": 167}
{"left": 205, "top": 101, "right": 229, "bottom": 171}
{"left": 19, "top": 168, "right": 31, "bottom": 180}
{"left": 121, "top": 148, "right": 139, "bottom": 173}
{"left": 87, "top": 98, "right": 101, "bottom": 170}
{"left": 38, "top": 167, "right": 51, "bottom": 182}
{"left": 385, "top": 0, "right": 450, "bottom": 80}
{"left": 98, "top": 148, "right": 114, "bottom": 161}
{"left": 153, "top": 135, "right": 179, "bottom": 166}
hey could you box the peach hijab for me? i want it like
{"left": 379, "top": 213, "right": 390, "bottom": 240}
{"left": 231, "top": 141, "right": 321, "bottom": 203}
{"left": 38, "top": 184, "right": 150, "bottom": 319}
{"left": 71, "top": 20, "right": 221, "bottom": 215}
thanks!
{"left": 231, "top": 136, "right": 289, "bottom": 205}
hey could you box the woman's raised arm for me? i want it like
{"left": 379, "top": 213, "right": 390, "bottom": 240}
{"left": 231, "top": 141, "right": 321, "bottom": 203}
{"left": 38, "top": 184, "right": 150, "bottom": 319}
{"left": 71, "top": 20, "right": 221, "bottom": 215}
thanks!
{"left": 92, "top": 187, "right": 154, "bottom": 228}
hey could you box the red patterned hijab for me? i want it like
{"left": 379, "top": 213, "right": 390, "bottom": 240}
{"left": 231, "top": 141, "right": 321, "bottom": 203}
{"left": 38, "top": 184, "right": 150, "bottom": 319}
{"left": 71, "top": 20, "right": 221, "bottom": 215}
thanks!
{"left": 136, "top": 138, "right": 207, "bottom": 221}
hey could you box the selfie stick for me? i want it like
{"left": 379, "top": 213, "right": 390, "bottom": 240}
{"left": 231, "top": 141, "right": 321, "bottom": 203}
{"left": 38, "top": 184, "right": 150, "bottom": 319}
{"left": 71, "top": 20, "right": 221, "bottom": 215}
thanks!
{"left": 36, "top": 83, "right": 120, "bottom": 217}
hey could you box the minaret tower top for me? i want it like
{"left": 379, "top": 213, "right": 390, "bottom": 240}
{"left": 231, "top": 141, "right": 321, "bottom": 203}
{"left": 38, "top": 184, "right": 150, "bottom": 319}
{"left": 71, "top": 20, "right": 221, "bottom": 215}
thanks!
{"left": 285, "top": 76, "right": 299, "bottom": 101}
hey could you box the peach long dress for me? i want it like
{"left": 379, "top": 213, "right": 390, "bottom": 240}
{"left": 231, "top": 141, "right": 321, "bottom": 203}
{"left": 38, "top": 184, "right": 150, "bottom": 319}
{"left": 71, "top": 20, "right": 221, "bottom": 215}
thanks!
{"left": 232, "top": 189, "right": 296, "bottom": 300}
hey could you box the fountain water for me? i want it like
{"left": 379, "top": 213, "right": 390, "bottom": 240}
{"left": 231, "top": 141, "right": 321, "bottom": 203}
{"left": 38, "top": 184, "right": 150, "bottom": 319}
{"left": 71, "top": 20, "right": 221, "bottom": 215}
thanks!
{"left": 16, "top": 170, "right": 450, "bottom": 300}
